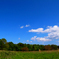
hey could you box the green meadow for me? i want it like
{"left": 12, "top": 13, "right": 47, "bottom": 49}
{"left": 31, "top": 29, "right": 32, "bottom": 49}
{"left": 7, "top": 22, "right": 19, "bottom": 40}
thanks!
{"left": 0, "top": 51, "right": 59, "bottom": 59}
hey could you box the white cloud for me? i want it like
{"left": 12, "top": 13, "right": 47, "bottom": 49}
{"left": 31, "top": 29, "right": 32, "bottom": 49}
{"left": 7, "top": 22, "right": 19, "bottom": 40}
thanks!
{"left": 29, "top": 25, "right": 59, "bottom": 40}
{"left": 20, "top": 26, "right": 24, "bottom": 28}
{"left": 31, "top": 36, "right": 37, "bottom": 41}
{"left": 36, "top": 37, "right": 51, "bottom": 42}
{"left": 29, "top": 28, "right": 43, "bottom": 32}
{"left": 20, "top": 25, "right": 30, "bottom": 28}
{"left": 43, "top": 25, "right": 59, "bottom": 33}
{"left": 30, "top": 41, "right": 32, "bottom": 43}
{"left": 29, "top": 25, "right": 59, "bottom": 33}
{"left": 46, "top": 25, "right": 59, "bottom": 39}
{"left": 27, "top": 40, "right": 32, "bottom": 43}
{"left": 25, "top": 25, "right": 30, "bottom": 27}
{"left": 18, "top": 38, "right": 20, "bottom": 40}
{"left": 31, "top": 36, "right": 51, "bottom": 42}
{"left": 47, "top": 32, "right": 59, "bottom": 39}
{"left": 27, "top": 40, "right": 29, "bottom": 42}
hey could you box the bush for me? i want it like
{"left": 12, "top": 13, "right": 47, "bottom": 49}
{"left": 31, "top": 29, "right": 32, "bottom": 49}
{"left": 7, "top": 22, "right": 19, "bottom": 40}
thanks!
{"left": 21, "top": 47, "right": 29, "bottom": 51}
{"left": 51, "top": 45, "right": 58, "bottom": 50}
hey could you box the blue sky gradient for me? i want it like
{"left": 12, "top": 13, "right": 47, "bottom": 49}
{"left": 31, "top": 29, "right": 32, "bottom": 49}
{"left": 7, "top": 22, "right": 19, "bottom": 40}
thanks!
{"left": 0, "top": 0, "right": 59, "bottom": 45}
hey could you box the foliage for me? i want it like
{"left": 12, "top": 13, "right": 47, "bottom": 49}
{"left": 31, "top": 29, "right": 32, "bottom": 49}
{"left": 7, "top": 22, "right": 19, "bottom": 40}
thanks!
{"left": 21, "top": 47, "right": 29, "bottom": 51}
{"left": 8, "top": 42, "right": 15, "bottom": 51}
{"left": 1, "top": 38, "right": 7, "bottom": 44}
{"left": 44, "top": 45, "right": 51, "bottom": 50}
{"left": 51, "top": 44, "right": 58, "bottom": 50}
{"left": 39, "top": 45, "right": 45, "bottom": 50}
{"left": 0, "top": 38, "right": 8, "bottom": 50}
{"left": 0, "top": 38, "right": 59, "bottom": 51}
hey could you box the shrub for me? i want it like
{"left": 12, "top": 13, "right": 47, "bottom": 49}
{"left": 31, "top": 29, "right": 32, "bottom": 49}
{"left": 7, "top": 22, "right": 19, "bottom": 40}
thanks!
{"left": 51, "top": 45, "right": 58, "bottom": 50}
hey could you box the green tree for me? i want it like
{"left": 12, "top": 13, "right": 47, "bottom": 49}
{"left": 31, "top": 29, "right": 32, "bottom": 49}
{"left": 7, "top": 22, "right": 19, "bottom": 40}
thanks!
{"left": 0, "top": 39, "right": 4, "bottom": 50}
{"left": 17, "top": 43, "right": 25, "bottom": 51}
{"left": 13, "top": 44, "right": 20, "bottom": 51}
{"left": 39, "top": 45, "right": 44, "bottom": 50}
{"left": 1, "top": 38, "right": 7, "bottom": 44}
{"left": 51, "top": 44, "right": 58, "bottom": 50}
{"left": 4, "top": 42, "right": 9, "bottom": 50}
{"left": 26, "top": 44, "right": 33, "bottom": 51}
{"left": 32, "top": 44, "right": 39, "bottom": 51}
{"left": 8, "top": 42, "right": 14, "bottom": 51}
{"left": 0, "top": 38, "right": 8, "bottom": 50}
{"left": 17, "top": 43, "right": 25, "bottom": 47}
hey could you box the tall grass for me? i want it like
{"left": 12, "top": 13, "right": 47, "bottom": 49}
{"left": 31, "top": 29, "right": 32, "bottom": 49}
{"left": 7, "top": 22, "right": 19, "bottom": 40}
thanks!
{"left": 0, "top": 51, "right": 16, "bottom": 59}
{"left": 0, "top": 50, "right": 59, "bottom": 59}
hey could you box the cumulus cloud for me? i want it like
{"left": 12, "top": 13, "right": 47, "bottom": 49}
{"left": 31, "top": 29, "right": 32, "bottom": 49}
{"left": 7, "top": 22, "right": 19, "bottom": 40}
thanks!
{"left": 29, "top": 28, "right": 43, "bottom": 32}
{"left": 29, "top": 25, "right": 59, "bottom": 40}
{"left": 44, "top": 25, "right": 59, "bottom": 33}
{"left": 31, "top": 36, "right": 51, "bottom": 42}
{"left": 47, "top": 32, "right": 59, "bottom": 39}
{"left": 29, "top": 25, "right": 59, "bottom": 33}
{"left": 20, "top": 26, "right": 24, "bottom": 28}
{"left": 36, "top": 37, "right": 51, "bottom": 41}
{"left": 31, "top": 36, "right": 37, "bottom": 41}
{"left": 25, "top": 25, "right": 30, "bottom": 27}
{"left": 46, "top": 25, "right": 59, "bottom": 39}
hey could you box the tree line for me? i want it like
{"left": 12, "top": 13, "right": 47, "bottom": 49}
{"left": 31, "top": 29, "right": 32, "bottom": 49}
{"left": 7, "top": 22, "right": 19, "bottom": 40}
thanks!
{"left": 0, "top": 38, "right": 59, "bottom": 51}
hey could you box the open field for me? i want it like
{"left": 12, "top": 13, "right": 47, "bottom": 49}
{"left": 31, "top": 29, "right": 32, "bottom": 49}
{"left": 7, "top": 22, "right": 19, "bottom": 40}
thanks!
{"left": 0, "top": 50, "right": 59, "bottom": 59}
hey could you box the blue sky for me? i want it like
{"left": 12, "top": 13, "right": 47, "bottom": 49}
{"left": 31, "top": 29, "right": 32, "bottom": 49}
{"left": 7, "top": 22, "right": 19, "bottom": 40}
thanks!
{"left": 0, "top": 0, "right": 59, "bottom": 45}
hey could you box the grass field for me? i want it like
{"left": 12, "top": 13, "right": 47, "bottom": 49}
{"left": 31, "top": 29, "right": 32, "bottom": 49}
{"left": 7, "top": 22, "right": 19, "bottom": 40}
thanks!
{"left": 0, "top": 50, "right": 59, "bottom": 59}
